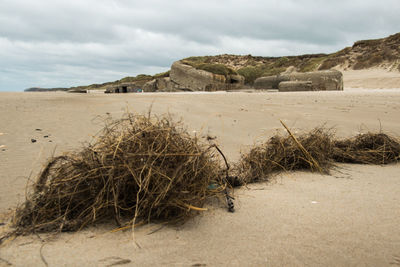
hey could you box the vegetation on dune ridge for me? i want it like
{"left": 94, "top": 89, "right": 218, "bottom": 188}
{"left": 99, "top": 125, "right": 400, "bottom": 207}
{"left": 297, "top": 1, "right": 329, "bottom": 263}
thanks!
{"left": 25, "top": 32, "right": 400, "bottom": 90}
{"left": 119, "top": 71, "right": 170, "bottom": 83}
{"left": 181, "top": 60, "right": 237, "bottom": 77}
{"left": 24, "top": 71, "right": 171, "bottom": 92}
{"left": 182, "top": 53, "right": 330, "bottom": 84}
{"left": 182, "top": 32, "right": 400, "bottom": 84}
{"left": 78, "top": 71, "right": 171, "bottom": 91}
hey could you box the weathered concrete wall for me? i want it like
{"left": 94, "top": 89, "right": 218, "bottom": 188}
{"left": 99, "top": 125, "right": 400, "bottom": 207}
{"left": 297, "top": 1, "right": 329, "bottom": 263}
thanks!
{"left": 157, "top": 77, "right": 185, "bottom": 92}
{"left": 282, "top": 70, "right": 343, "bottom": 91}
{"left": 254, "top": 75, "right": 289, "bottom": 89}
{"left": 143, "top": 80, "right": 157, "bottom": 92}
{"left": 169, "top": 61, "right": 244, "bottom": 91}
{"left": 105, "top": 61, "right": 246, "bottom": 93}
{"left": 278, "top": 81, "right": 313, "bottom": 92}
{"left": 141, "top": 77, "right": 182, "bottom": 92}
{"left": 170, "top": 61, "right": 215, "bottom": 91}
{"left": 254, "top": 70, "right": 343, "bottom": 91}
{"left": 155, "top": 77, "right": 170, "bottom": 91}
{"left": 67, "top": 88, "right": 87, "bottom": 93}
{"left": 105, "top": 82, "right": 142, "bottom": 93}
{"left": 227, "top": 75, "right": 245, "bottom": 90}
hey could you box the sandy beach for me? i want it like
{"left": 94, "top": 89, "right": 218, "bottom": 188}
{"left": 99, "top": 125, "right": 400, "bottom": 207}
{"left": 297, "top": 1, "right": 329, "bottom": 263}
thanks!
{"left": 1, "top": 71, "right": 400, "bottom": 266}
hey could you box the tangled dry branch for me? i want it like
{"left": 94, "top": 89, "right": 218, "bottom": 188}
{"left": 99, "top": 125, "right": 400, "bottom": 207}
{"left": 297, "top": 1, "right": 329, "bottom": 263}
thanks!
{"left": 235, "top": 125, "right": 400, "bottom": 185}
{"left": 13, "top": 113, "right": 227, "bottom": 234}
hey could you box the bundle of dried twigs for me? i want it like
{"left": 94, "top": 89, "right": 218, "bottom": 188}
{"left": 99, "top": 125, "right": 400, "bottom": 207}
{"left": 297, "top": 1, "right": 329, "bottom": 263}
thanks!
{"left": 13, "top": 113, "right": 226, "bottom": 234}
{"left": 235, "top": 122, "right": 400, "bottom": 185}
{"left": 235, "top": 124, "right": 334, "bottom": 184}
{"left": 333, "top": 133, "right": 400, "bottom": 164}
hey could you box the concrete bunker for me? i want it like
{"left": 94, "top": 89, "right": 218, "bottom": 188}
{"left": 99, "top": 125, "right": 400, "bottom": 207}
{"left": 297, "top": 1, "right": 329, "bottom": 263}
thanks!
{"left": 105, "top": 83, "right": 143, "bottom": 94}
{"left": 278, "top": 81, "right": 313, "bottom": 92}
{"left": 228, "top": 76, "right": 242, "bottom": 84}
{"left": 254, "top": 70, "right": 343, "bottom": 91}
{"left": 170, "top": 61, "right": 245, "bottom": 91}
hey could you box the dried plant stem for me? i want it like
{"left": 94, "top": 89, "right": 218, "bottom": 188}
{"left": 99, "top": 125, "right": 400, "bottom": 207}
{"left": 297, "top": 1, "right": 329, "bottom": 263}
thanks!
{"left": 280, "top": 120, "right": 323, "bottom": 173}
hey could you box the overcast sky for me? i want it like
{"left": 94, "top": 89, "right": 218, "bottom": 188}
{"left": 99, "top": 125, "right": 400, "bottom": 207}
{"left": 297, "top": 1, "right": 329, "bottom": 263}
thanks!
{"left": 1, "top": 0, "right": 399, "bottom": 91}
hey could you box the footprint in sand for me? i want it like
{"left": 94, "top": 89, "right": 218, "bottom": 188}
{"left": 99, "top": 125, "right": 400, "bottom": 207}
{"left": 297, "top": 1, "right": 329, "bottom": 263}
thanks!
{"left": 98, "top": 256, "right": 131, "bottom": 266}
{"left": 390, "top": 255, "right": 400, "bottom": 266}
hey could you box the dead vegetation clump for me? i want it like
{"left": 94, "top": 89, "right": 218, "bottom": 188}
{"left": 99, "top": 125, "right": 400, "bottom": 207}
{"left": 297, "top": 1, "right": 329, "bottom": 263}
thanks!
{"left": 13, "top": 113, "right": 226, "bottom": 234}
{"left": 4, "top": 113, "right": 400, "bottom": 241}
{"left": 235, "top": 126, "right": 334, "bottom": 184}
{"left": 235, "top": 126, "right": 400, "bottom": 185}
{"left": 332, "top": 133, "right": 400, "bottom": 164}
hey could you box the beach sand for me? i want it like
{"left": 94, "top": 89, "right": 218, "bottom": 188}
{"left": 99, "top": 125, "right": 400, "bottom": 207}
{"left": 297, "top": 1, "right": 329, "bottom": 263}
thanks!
{"left": 1, "top": 70, "right": 400, "bottom": 266}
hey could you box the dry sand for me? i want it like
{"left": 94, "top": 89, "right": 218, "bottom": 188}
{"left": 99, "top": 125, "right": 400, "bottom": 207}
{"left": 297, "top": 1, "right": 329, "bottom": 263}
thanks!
{"left": 1, "top": 70, "right": 400, "bottom": 266}
{"left": 342, "top": 68, "right": 400, "bottom": 89}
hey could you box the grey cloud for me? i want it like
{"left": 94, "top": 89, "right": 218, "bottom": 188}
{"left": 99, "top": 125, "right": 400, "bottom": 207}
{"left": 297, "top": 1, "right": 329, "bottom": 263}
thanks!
{"left": 1, "top": 0, "right": 400, "bottom": 91}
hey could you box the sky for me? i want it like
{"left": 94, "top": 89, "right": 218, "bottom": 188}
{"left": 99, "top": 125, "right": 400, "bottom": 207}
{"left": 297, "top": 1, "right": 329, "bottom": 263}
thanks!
{"left": 0, "top": 0, "right": 399, "bottom": 91}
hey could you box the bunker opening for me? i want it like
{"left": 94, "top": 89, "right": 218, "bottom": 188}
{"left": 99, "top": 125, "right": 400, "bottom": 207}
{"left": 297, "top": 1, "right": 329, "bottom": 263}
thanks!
{"left": 228, "top": 77, "right": 241, "bottom": 84}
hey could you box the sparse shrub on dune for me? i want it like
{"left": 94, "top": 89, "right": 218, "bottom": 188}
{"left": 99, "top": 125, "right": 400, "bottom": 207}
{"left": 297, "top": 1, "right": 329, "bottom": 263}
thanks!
{"left": 195, "top": 63, "right": 237, "bottom": 76}
{"left": 237, "top": 66, "right": 264, "bottom": 85}
{"left": 319, "top": 57, "right": 346, "bottom": 70}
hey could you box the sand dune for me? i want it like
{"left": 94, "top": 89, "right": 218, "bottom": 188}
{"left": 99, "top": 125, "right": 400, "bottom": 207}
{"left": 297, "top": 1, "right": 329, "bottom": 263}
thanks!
{"left": 342, "top": 69, "right": 400, "bottom": 89}
{"left": 1, "top": 76, "right": 400, "bottom": 266}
